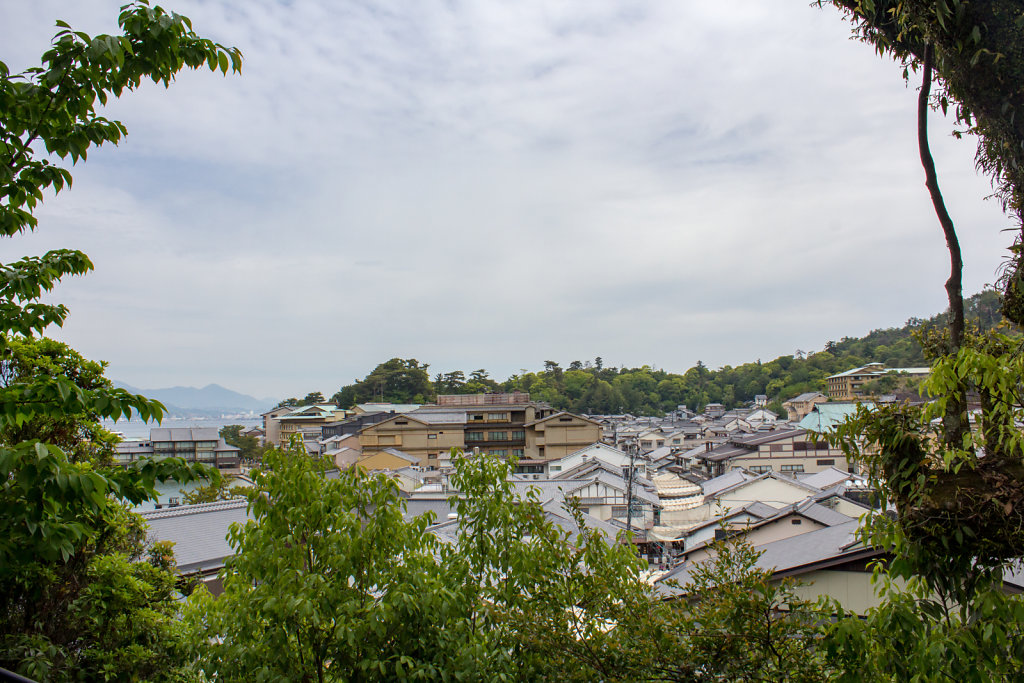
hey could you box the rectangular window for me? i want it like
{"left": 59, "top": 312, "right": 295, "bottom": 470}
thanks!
{"left": 750, "top": 465, "right": 772, "bottom": 474}
{"left": 427, "top": 434, "right": 437, "bottom": 440}
{"left": 770, "top": 444, "right": 784, "bottom": 452}
{"left": 488, "top": 412, "right": 508, "bottom": 421}
{"left": 511, "top": 430, "right": 525, "bottom": 440}
{"left": 672, "top": 438, "right": 681, "bottom": 445}
{"left": 469, "top": 414, "right": 484, "bottom": 421}
{"left": 465, "top": 431, "right": 484, "bottom": 441}
{"left": 512, "top": 448, "right": 524, "bottom": 457}
{"left": 611, "top": 506, "right": 628, "bottom": 518}
{"left": 488, "top": 431, "right": 507, "bottom": 441}
{"left": 816, "top": 459, "right": 835, "bottom": 466}
{"left": 781, "top": 464, "right": 805, "bottom": 473}
{"left": 488, "top": 449, "right": 508, "bottom": 456}
{"left": 558, "top": 416, "right": 573, "bottom": 422}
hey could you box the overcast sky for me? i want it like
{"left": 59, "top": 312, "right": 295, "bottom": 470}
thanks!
{"left": 4, "top": 1, "right": 1013, "bottom": 400}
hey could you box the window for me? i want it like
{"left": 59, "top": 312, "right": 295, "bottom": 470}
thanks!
{"left": 427, "top": 434, "right": 437, "bottom": 440}
{"left": 612, "top": 506, "right": 628, "bottom": 518}
{"left": 791, "top": 519, "right": 803, "bottom": 525}
{"left": 511, "top": 430, "right": 525, "bottom": 440}
{"left": 672, "top": 438, "right": 681, "bottom": 445}
{"left": 816, "top": 459, "right": 835, "bottom": 466}
{"left": 781, "top": 464, "right": 804, "bottom": 473}
{"left": 550, "top": 465, "right": 561, "bottom": 472}
{"left": 470, "top": 414, "right": 484, "bottom": 421}
{"left": 512, "top": 448, "right": 524, "bottom": 457}
{"left": 488, "top": 431, "right": 507, "bottom": 441}
{"left": 769, "top": 444, "right": 785, "bottom": 452}
{"left": 465, "top": 431, "right": 484, "bottom": 441}
{"left": 395, "top": 420, "right": 408, "bottom": 425}
{"left": 488, "top": 412, "right": 507, "bottom": 421}
{"left": 489, "top": 449, "right": 508, "bottom": 456}
{"left": 750, "top": 465, "right": 772, "bottom": 474}
{"left": 558, "top": 416, "right": 573, "bottom": 422}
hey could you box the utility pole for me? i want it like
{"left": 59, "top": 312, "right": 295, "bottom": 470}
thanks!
{"left": 626, "top": 436, "right": 638, "bottom": 534}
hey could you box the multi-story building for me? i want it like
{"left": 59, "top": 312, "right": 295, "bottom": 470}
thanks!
{"left": 274, "top": 404, "right": 352, "bottom": 452}
{"left": 357, "top": 393, "right": 601, "bottom": 468}
{"left": 695, "top": 428, "right": 849, "bottom": 478}
{"left": 826, "top": 364, "right": 930, "bottom": 400}
{"left": 261, "top": 405, "right": 293, "bottom": 448}
{"left": 115, "top": 427, "right": 240, "bottom": 469}
{"left": 524, "top": 411, "right": 604, "bottom": 460}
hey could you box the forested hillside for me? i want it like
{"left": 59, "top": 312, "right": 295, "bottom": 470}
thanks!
{"left": 331, "top": 290, "right": 1006, "bottom": 416}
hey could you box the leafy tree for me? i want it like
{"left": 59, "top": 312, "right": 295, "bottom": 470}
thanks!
{"left": 187, "top": 446, "right": 477, "bottom": 681}
{"left": 219, "top": 423, "right": 263, "bottom": 462}
{"left": 0, "top": 2, "right": 241, "bottom": 678}
{"left": 180, "top": 475, "right": 247, "bottom": 505}
{"left": 301, "top": 391, "right": 325, "bottom": 405}
{"left": 335, "top": 358, "right": 435, "bottom": 405}
{"left": 0, "top": 336, "right": 119, "bottom": 465}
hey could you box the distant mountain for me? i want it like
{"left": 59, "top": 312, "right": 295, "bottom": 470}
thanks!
{"left": 113, "top": 382, "right": 277, "bottom": 417}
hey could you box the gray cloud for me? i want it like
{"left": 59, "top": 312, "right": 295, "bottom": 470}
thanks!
{"left": 5, "top": 0, "right": 1011, "bottom": 397}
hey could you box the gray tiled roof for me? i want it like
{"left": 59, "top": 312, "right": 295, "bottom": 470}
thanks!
{"left": 150, "top": 427, "right": 220, "bottom": 442}
{"left": 141, "top": 499, "right": 250, "bottom": 575}
{"left": 657, "top": 520, "right": 862, "bottom": 596}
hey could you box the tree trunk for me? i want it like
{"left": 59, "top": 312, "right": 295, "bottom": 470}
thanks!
{"left": 918, "top": 43, "right": 968, "bottom": 449}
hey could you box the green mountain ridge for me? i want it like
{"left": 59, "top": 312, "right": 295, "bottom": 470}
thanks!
{"left": 329, "top": 290, "right": 1007, "bottom": 417}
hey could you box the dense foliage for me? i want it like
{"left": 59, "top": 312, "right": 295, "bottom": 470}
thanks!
{"left": 185, "top": 446, "right": 837, "bottom": 682}
{"left": 330, "top": 290, "right": 1003, "bottom": 415}
{"left": 0, "top": 3, "right": 241, "bottom": 679}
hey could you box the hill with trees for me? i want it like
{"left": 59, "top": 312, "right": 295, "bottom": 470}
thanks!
{"left": 331, "top": 290, "right": 1006, "bottom": 417}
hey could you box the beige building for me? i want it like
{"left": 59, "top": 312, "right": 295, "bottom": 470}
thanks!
{"left": 261, "top": 405, "right": 294, "bottom": 449}
{"left": 357, "top": 394, "right": 600, "bottom": 469}
{"left": 358, "top": 412, "right": 466, "bottom": 469}
{"left": 524, "top": 412, "right": 603, "bottom": 460}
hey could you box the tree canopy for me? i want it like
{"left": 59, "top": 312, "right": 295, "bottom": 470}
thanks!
{"left": 0, "top": 2, "right": 242, "bottom": 678}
